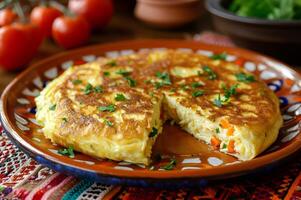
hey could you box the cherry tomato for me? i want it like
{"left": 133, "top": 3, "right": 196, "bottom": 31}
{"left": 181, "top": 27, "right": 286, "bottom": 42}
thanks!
{"left": 68, "top": 0, "right": 113, "bottom": 30}
{"left": 0, "top": 8, "right": 17, "bottom": 27}
{"left": 30, "top": 6, "right": 62, "bottom": 37}
{"left": 52, "top": 15, "right": 91, "bottom": 49}
{"left": 0, "top": 23, "right": 43, "bottom": 70}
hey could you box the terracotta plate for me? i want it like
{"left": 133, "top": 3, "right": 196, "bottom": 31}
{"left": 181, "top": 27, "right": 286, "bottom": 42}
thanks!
{"left": 1, "top": 39, "right": 301, "bottom": 187}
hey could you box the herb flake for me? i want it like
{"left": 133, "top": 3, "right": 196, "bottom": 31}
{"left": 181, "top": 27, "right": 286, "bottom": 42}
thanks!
{"left": 210, "top": 52, "right": 227, "bottom": 60}
{"left": 215, "top": 128, "right": 220, "bottom": 134}
{"left": 149, "top": 127, "right": 158, "bottom": 138}
{"left": 58, "top": 146, "right": 75, "bottom": 158}
{"left": 192, "top": 90, "right": 204, "bottom": 97}
{"left": 223, "top": 84, "right": 239, "bottom": 102}
{"left": 94, "top": 85, "right": 103, "bottom": 93}
{"left": 154, "top": 71, "right": 172, "bottom": 89}
{"left": 103, "top": 71, "right": 110, "bottom": 76}
{"left": 84, "top": 83, "right": 93, "bottom": 95}
{"left": 213, "top": 84, "right": 239, "bottom": 107}
{"left": 203, "top": 66, "right": 217, "bottom": 80}
{"left": 106, "top": 60, "right": 117, "bottom": 67}
{"left": 125, "top": 77, "right": 137, "bottom": 87}
{"left": 49, "top": 104, "right": 56, "bottom": 111}
{"left": 98, "top": 104, "right": 116, "bottom": 112}
{"left": 104, "top": 119, "right": 113, "bottom": 127}
{"left": 235, "top": 73, "right": 255, "bottom": 83}
{"left": 180, "top": 84, "right": 189, "bottom": 91}
{"left": 116, "top": 69, "right": 131, "bottom": 77}
{"left": 115, "top": 93, "right": 126, "bottom": 101}
{"left": 72, "top": 79, "right": 82, "bottom": 85}
{"left": 155, "top": 82, "right": 164, "bottom": 89}
{"left": 191, "top": 82, "right": 202, "bottom": 89}
{"left": 161, "top": 158, "right": 177, "bottom": 170}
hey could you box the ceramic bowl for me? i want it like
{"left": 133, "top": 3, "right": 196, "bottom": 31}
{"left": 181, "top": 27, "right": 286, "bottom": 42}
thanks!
{"left": 135, "top": 0, "right": 203, "bottom": 28}
{"left": 206, "top": 0, "right": 301, "bottom": 64}
{"left": 1, "top": 39, "right": 301, "bottom": 187}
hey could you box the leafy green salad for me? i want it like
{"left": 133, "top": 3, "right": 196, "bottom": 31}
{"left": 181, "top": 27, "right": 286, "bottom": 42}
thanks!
{"left": 228, "top": 0, "right": 301, "bottom": 20}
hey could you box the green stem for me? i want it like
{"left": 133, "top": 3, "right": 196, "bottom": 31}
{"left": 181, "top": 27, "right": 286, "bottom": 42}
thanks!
{"left": 14, "top": 1, "right": 27, "bottom": 23}
{"left": 49, "top": 0, "right": 72, "bottom": 15}
{"left": 0, "top": 0, "right": 14, "bottom": 10}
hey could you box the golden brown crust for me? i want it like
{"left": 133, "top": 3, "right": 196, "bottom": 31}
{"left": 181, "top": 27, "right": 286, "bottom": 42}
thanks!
{"left": 35, "top": 49, "right": 281, "bottom": 164}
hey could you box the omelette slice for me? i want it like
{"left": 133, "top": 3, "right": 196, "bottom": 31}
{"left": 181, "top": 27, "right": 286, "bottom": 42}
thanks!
{"left": 161, "top": 51, "right": 282, "bottom": 161}
{"left": 35, "top": 50, "right": 282, "bottom": 164}
{"left": 36, "top": 62, "right": 163, "bottom": 165}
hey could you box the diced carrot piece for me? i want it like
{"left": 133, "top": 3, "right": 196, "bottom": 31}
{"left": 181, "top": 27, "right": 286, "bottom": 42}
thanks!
{"left": 227, "top": 126, "right": 234, "bottom": 136}
{"left": 220, "top": 119, "right": 230, "bottom": 129}
{"left": 228, "top": 140, "right": 235, "bottom": 153}
{"left": 211, "top": 136, "right": 221, "bottom": 150}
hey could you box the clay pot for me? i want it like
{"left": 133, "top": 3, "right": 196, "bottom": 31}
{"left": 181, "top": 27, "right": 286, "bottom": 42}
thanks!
{"left": 135, "top": 0, "right": 203, "bottom": 28}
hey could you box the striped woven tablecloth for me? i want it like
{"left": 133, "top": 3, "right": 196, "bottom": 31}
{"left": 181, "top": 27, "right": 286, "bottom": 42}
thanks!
{"left": 0, "top": 127, "right": 300, "bottom": 199}
{"left": 1, "top": 32, "right": 301, "bottom": 200}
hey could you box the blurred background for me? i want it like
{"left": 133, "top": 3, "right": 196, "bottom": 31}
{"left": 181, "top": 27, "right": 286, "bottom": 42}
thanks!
{"left": 0, "top": 0, "right": 300, "bottom": 92}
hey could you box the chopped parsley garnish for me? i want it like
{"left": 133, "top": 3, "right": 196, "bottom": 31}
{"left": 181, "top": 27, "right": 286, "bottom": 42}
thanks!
{"left": 192, "top": 90, "right": 204, "bottom": 97}
{"left": 98, "top": 104, "right": 116, "bottom": 112}
{"left": 125, "top": 77, "right": 137, "bottom": 87}
{"left": 156, "top": 72, "right": 172, "bottom": 84}
{"left": 84, "top": 83, "right": 93, "bottom": 95}
{"left": 222, "top": 144, "right": 227, "bottom": 149}
{"left": 215, "top": 128, "right": 220, "bottom": 134}
{"left": 58, "top": 146, "right": 74, "bottom": 158}
{"left": 116, "top": 69, "right": 131, "bottom": 76}
{"left": 191, "top": 82, "right": 202, "bottom": 89}
{"left": 115, "top": 93, "right": 126, "bottom": 101}
{"left": 213, "top": 94, "right": 223, "bottom": 108}
{"left": 72, "top": 79, "right": 82, "bottom": 85}
{"left": 149, "top": 127, "right": 158, "bottom": 138}
{"left": 203, "top": 66, "right": 217, "bottom": 80}
{"left": 155, "top": 82, "right": 164, "bottom": 89}
{"left": 106, "top": 60, "right": 117, "bottom": 67}
{"left": 180, "top": 84, "right": 189, "bottom": 91}
{"left": 154, "top": 71, "right": 172, "bottom": 89}
{"left": 156, "top": 72, "right": 171, "bottom": 84}
{"left": 149, "top": 92, "right": 154, "bottom": 97}
{"left": 94, "top": 85, "right": 103, "bottom": 93}
{"left": 170, "top": 88, "right": 176, "bottom": 92}
{"left": 103, "top": 71, "right": 110, "bottom": 76}
{"left": 235, "top": 73, "right": 255, "bottom": 83}
{"left": 223, "top": 84, "right": 239, "bottom": 102}
{"left": 161, "top": 158, "right": 177, "bottom": 170}
{"left": 49, "top": 104, "right": 56, "bottom": 111}
{"left": 210, "top": 52, "right": 227, "bottom": 60}
{"left": 83, "top": 84, "right": 103, "bottom": 94}
{"left": 104, "top": 119, "right": 113, "bottom": 127}
{"left": 213, "top": 84, "right": 239, "bottom": 107}
{"left": 62, "top": 117, "right": 68, "bottom": 122}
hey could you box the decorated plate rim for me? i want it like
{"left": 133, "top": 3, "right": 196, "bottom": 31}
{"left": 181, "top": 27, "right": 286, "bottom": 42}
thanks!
{"left": 1, "top": 39, "right": 301, "bottom": 180}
